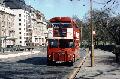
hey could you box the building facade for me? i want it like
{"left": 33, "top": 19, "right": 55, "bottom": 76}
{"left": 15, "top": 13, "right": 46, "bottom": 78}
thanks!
{"left": 26, "top": 7, "right": 47, "bottom": 46}
{"left": 0, "top": 0, "right": 48, "bottom": 47}
{"left": 13, "top": 8, "right": 47, "bottom": 46}
{"left": 13, "top": 9, "right": 30, "bottom": 46}
{"left": 0, "top": 6, "right": 15, "bottom": 48}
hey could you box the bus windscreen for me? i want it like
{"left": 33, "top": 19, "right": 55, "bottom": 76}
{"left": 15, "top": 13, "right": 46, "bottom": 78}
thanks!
{"left": 49, "top": 39, "right": 58, "bottom": 48}
{"left": 48, "top": 39, "right": 74, "bottom": 48}
{"left": 59, "top": 39, "right": 74, "bottom": 48}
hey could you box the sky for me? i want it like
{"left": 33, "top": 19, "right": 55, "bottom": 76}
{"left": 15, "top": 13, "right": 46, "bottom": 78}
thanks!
{"left": 24, "top": 0, "right": 120, "bottom": 20}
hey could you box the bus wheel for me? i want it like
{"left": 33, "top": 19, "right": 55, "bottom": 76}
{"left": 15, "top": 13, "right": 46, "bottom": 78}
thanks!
{"left": 67, "top": 61, "right": 73, "bottom": 66}
{"left": 47, "top": 59, "right": 52, "bottom": 66}
{"left": 47, "top": 61, "right": 51, "bottom": 66}
{"left": 47, "top": 60, "right": 55, "bottom": 66}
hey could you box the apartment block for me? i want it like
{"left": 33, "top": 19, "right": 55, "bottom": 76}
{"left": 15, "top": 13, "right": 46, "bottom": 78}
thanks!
{"left": 13, "top": 8, "right": 47, "bottom": 46}
{"left": 0, "top": 6, "right": 15, "bottom": 48}
{"left": 0, "top": 0, "right": 48, "bottom": 47}
{"left": 26, "top": 7, "right": 47, "bottom": 46}
{"left": 13, "top": 9, "right": 30, "bottom": 46}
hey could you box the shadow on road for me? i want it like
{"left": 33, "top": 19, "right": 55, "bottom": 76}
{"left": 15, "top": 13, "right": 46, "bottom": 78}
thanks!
{"left": 97, "top": 56, "right": 118, "bottom": 66}
{"left": 17, "top": 57, "right": 47, "bottom": 65}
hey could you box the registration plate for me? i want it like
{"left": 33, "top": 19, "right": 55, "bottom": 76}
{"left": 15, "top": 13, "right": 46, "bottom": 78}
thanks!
{"left": 56, "top": 61, "right": 64, "bottom": 63}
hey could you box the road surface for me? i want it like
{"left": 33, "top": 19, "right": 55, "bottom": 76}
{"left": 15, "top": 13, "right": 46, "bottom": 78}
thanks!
{"left": 0, "top": 48, "right": 87, "bottom": 79}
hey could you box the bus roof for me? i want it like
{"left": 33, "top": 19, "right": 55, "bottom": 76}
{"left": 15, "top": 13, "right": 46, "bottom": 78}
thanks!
{"left": 50, "top": 17, "right": 76, "bottom": 23}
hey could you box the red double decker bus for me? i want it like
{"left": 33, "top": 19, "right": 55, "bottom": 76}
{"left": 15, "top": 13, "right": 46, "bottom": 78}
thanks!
{"left": 47, "top": 17, "right": 80, "bottom": 66}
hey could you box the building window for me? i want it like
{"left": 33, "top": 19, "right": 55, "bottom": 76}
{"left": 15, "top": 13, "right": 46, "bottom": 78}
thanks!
{"left": 19, "top": 19, "right": 21, "bottom": 21}
{"left": 19, "top": 23, "right": 21, "bottom": 26}
{"left": 20, "top": 37, "right": 22, "bottom": 39}
{"left": 19, "top": 14, "right": 21, "bottom": 17}
{"left": 20, "top": 41, "right": 22, "bottom": 43}
{"left": 19, "top": 32, "right": 21, "bottom": 34}
{"left": 19, "top": 28, "right": 21, "bottom": 30}
{"left": 42, "top": 38, "right": 44, "bottom": 42}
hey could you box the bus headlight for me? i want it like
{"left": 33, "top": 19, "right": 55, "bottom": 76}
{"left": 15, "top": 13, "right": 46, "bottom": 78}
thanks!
{"left": 73, "top": 55, "right": 75, "bottom": 57}
{"left": 48, "top": 55, "right": 51, "bottom": 57}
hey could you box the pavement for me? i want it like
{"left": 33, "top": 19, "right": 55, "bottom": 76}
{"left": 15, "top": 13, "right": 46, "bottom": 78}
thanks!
{"left": 76, "top": 49, "right": 120, "bottom": 79}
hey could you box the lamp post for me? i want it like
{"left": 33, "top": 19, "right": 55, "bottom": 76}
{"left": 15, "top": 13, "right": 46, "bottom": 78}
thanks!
{"left": 0, "top": 21, "right": 1, "bottom": 51}
{"left": 70, "top": 0, "right": 94, "bottom": 67}
{"left": 90, "top": 0, "right": 94, "bottom": 67}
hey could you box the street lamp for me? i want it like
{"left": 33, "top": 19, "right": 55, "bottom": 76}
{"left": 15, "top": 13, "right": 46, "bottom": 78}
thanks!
{"left": 70, "top": 0, "right": 95, "bottom": 67}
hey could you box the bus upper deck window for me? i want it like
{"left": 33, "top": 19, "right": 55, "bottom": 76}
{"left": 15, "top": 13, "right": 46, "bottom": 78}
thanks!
{"left": 49, "top": 39, "right": 58, "bottom": 48}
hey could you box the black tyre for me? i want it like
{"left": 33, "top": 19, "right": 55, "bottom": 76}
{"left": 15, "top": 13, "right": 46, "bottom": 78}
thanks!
{"left": 47, "top": 59, "right": 52, "bottom": 66}
{"left": 67, "top": 61, "right": 73, "bottom": 66}
{"left": 47, "top": 59, "right": 55, "bottom": 66}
